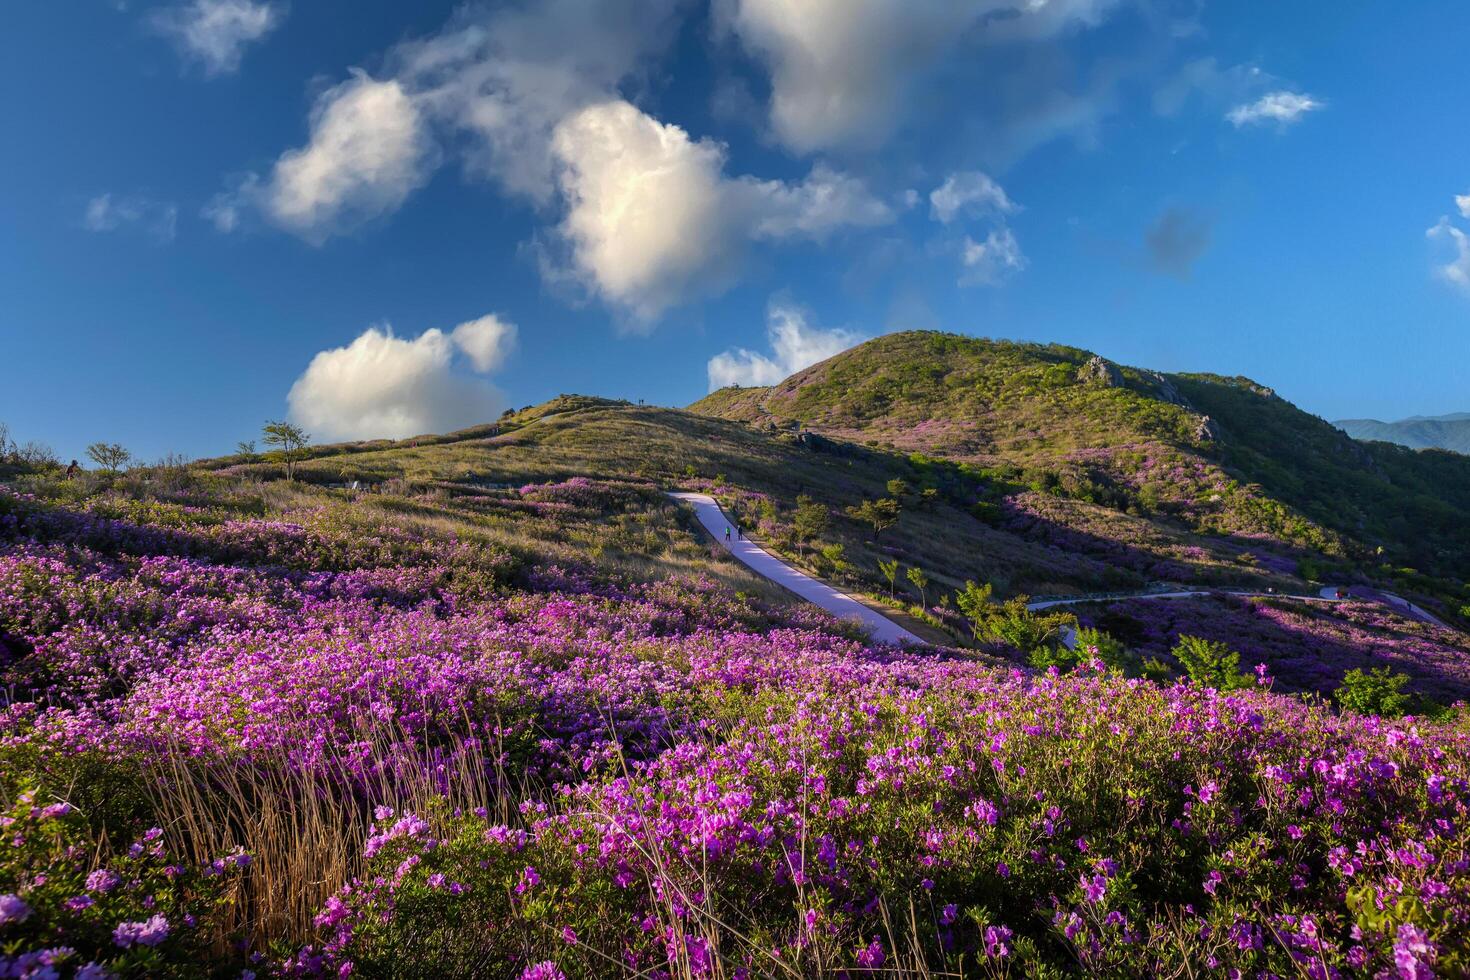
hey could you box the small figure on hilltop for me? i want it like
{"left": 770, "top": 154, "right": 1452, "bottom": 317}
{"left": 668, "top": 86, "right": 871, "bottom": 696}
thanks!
{"left": 64, "top": 460, "right": 79, "bottom": 480}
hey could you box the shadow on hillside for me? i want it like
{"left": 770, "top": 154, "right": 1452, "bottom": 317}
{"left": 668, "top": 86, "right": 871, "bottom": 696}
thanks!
{"left": 1080, "top": 594, "right": 1470, "bottom": 703}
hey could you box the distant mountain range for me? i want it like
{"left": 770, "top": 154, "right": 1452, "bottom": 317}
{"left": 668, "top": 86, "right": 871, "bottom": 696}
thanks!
{"left": 1334, "top": 413, "right": 1470, "bottom": 454}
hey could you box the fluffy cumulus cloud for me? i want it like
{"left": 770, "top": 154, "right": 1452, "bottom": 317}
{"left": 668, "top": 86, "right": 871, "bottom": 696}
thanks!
{"left": 551, "top": 100, "right": 892, "bottom": 321}
{"left": 1457, "top": 193, "right": 1470, "bottom": 221}
{"left": 288, "top": 315, "right": 517, "bottom": 441}
{"left": 1427, "top": 216, "right": 1470, "bottom": 294}
{"left": 960, "top": 228, "right": 1026, "bottom": 286}
{"left": 716, "top": 0, "right": 1122, "bottom": 153}
{"left": 708, "top": 303, "right": 865, "bottom": 389}
{"left": 151, "top": 0, "right": 284, "bottom": 76}
{"left": 1146, "top": 206, "right": 1212, "bottom": 280}
{"left": 83, "top": 193, "right": 178, "bottom": 242}
{"left": 261, "top": 72, "right": 436, "bottom": 243}
{"left": 930, "top": 171, "right": 1016, "bottom": 224}
{"left": 450, "top": 314, "right": 518, "bottom": 372}
{"left": 221, "top": 0, "right": 887, "bottom": 304}
{"left": 1226, "top": 90, "right": 1323, "bottom": 128}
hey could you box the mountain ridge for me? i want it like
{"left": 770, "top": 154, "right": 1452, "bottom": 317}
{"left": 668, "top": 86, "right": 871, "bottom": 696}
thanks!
{"left": 1334, "top": 413, "right": 1470, "bottom": 454}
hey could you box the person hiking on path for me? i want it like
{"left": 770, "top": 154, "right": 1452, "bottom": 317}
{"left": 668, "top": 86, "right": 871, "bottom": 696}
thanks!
{"left": 64, "top": 460, "right": 78, "bottom": 480}
{"left": 725, "top": 526, "right": 732, "bottom": 543}
{"left": 736, "top": 525, "right": 743, "bottom": 540}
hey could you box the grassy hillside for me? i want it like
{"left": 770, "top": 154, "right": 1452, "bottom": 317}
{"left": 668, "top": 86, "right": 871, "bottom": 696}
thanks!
{"left": 691, "top": 331, "right": 1470, "bottom": 613}
{"left": 195, "top": 395, "right": 1334, "bottom": 624}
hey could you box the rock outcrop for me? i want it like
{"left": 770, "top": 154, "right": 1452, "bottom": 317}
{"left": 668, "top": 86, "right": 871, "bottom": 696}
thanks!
{"left": 1077, "top": 355, "right": 1123, "bottom": 387}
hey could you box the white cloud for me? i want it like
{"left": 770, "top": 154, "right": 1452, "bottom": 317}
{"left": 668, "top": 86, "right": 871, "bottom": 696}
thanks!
{"left": 450, "top": 314, "right": 518, "bottom": 372}
{"left": 263, "top": 72, "right": 436, "bottom": 243}
{"left": 746, "top": 164, "right": 896, "bottom": 239}
{"left": 708, "top": 303, "right": 865, "bottom": 390}
{"left": 200, "top": 190, "right": 244, "bottom": 233}
{"left": 929, "top": 171, "right": 1016, "bottom": 224}
{"left": 716, "top": 0, "right": 1122, "bottom": 153}
{"left": 1226, "top": 90, "right": 1323, "bottom": 128}
{"left": 83, "top": 194, "right": 178, "bottom": 242}
{"left": 393, "top": 0, "right": 687, "bottom": 203}
{"left": 287, "top": 316, "right": 517, "bottom": 441}
{"left": 551, "top": 100, "right": 891, "bottom": 321}
{"left": 960, "top": 228, "right": 1026, "bottom": 286}
{"left": 1456, "top": 193, "right": 1470, "bottom": 221}
{"left": 1427, "top": 217, "right": 1470, "bottom": 293}
{"left": 152, "top": 0, "right": 283, "bottom": 76}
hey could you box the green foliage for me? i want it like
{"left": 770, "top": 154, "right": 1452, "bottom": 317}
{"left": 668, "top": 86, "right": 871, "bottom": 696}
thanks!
{"left": 1335, "top": 666, "right": 1412, "bottom": 718}
{"left": 1072, "top": 626, "right": 1133, "bottom": 671}
{"left": 885, "top": 478, "right": 911, "bottom": 501}
{"left": 905, "top": 565, "right": 929, "bottom": 606}
{"left": 1172, "top": 635, "right": 1252, "bottom": 691}
{"left": 954, "top": 580, "right": 1073, "bottom": 655}
{"left": 817, "top": 542, "right": 851, "bottom": 579}
{"left": 954, "top": 580, "right": 994, "bottom": 627}
{"left": 845, "top": 497, "right": 900, "bottom": 540}
{"left": 261, "top": 420, "right": 310, "bottom": 481}
{"left": 792, "top": 494, "right": 829, "bottom": 549}
{"left": 877, "top": 557, "right": 900, "bottom": 599}
{"left": 0, "top": 781, "right": 246, "bottom": 978}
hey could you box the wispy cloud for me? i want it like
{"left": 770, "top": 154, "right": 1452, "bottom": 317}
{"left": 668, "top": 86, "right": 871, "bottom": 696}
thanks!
{"left": 152, "top": 0, "right": 284, "bottom": 76}
{"left": 83, "top": 193, "right": 178, "bottom": 242}
{"left": 929, "top": 171, "right": 1016, "bottom": 225}
{"left": 1226, "top": 90, "right": 1323, "bottom": 128}
{"left": 960, "top": 228, "right": 1027, "bottom": 287}
{"left": 1427, "top": 215, "right": 1470, "bottom": 294}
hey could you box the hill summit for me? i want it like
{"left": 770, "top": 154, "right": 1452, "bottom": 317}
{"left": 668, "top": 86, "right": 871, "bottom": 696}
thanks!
{"left": 692, "top": 330, "right": 1470, "bottom": 581}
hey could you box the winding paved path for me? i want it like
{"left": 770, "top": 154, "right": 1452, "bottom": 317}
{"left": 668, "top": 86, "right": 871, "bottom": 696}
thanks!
{"left": 667, "top": 492, "right": 922, "bottom": 646}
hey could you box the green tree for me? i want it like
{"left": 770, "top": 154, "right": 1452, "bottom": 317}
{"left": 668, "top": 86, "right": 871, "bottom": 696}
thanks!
{"left": 792, "top": 495, "right": 830, "bottom": 552}
{"left": 1335, "top": 667, "right": 1411, "bottom": 718}
{"left": 85, "top": 442, "right": 132, "bottom": 473}
{"left": 847, "top": 497, "right": 900, "bottom": 540}
{"left": 262, "top": 420, "right": 311, "bottom": 481}
{"left": 878, "top": 558, "right": 900, "bottom": 600}
{"left": 954, "top": 580, "right": 1071, "bottom": 654}
{"left": 954, "top": 580, "right": 995, "bottom": 630}
{"left": 235, "top": 440, "right": 257, "bottom": 457}
{"left": 818, "top": 542, "right": 851, "bottom": 579}
{"left": 906, "top": 566, "right": 929, "bottom": 607}
{"left": 1073, "top": 626, "right": 1132, "bottom": 671}
{"left": 918, "top": 487, "right": 940, "bottom": 510}
{"left": 886, "top": 478, "right": 911, "bottom": 502}
{"left": 1172, "top": 635, "right": 1252, "bottom": 691}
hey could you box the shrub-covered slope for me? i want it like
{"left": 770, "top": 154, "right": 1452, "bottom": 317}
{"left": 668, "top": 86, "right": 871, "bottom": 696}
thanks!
{"left": 691, "top": 331, "right": 1470, "bottom": 602}
{"left": 2, "top": 474, "right": 1469, "bottom": 978}
{"left": 197, "top": 396, "right": 1348, "bottom": 613}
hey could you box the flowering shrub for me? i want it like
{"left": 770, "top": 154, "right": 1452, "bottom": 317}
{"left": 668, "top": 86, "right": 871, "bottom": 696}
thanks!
{"left": 314, "top": 665, "right": 1470, "bottom": 977}
{"left": 2, "top": 483, "right": 1469, "bottom": 976}
{"left": 0, "top": 785, "right": 246, "bottom": 978}
{"left": 1080, "top": 594, "right": 1470, "bottom": 703}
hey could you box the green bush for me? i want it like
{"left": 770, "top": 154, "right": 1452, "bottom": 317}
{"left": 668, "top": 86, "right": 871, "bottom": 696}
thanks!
{"left": 1335, "top": 666, "right": 1411, "bottom": 718}
{"left": 1172, "top": 635, "right": 1253, "bottom": 691}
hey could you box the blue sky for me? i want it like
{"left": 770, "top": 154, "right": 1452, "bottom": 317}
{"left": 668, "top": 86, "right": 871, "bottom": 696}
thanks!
{"left": 3, "top": 0, "right": 1468, "bottom": 462}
